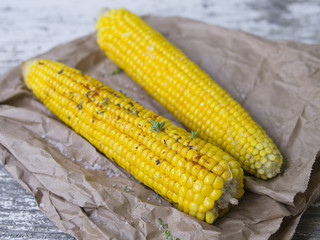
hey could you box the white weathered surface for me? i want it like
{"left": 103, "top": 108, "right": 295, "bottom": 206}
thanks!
{"left": 0, "top": 0, "right": 320, "bottom": 239}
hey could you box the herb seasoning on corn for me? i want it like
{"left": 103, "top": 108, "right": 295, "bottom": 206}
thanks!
{"left": 22, "top": 59, "right": 244, "bottom": 224}
{"left": 96, "top": 8, "right": 283, "bottom": 179}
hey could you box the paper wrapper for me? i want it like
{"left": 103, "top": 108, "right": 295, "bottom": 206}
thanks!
{"left": 1, "top": 15, "right": 320, "bottom": 240}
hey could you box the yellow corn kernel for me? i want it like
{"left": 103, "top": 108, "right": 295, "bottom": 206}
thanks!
{"left": 221, "top": 171, "right": 232, "bottom": 181}
{"left": 185, "top": 189, "right": 193, "bottom": 202}
{"left": 212, "top": 165, "right": 225, "bottom": 176}
{"left": 204, "top": 173, "right": 216, "bottom": 185}
{"left": 205, "top": 211, "right": 216, "bottom": 224}
{"left": 203, "top": 197, "right": 215, "bottom": 209}
{"left": 189, "top": 210, "right": 197, "bottom": 217}
{"left": 198, "top": 205, "right": 207, "bottom": 213}
{"left": 201, "top": 185, "right": 214, "bottom": 197}
{"left": 193, "top": 180, "right": 204, "bottom": 193}
{"left": 194, "top": 193, "right": 205, "bottom": 205}
{"left": 196, "top": 212, "right": 205, "bottom": 221}
{"left": 189, "top": 202, "right": 199, "bottom": 212}
{"left": 210, "top": 189, "right": 223, "bottom": 200}
{"left": 213, "top": 176, "right": 224, "bottom": 189}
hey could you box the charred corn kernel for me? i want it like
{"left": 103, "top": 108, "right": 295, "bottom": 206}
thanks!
{"left": 23, "top": 59, "right": 244, "bottom": 224}
{"left": 96, "top": 8, "right": 283, "bottom": 179}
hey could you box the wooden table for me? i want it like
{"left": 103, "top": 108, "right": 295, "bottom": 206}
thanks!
{"left": 1, "top": 0, "right": 320, "bottom": 239}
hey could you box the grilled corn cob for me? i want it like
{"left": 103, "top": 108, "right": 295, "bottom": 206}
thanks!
{"left": 96, "top": 8, "right": 283, "bottom": 179}
{"left": 22, "top": 59, "right": 244, "bottom": 224}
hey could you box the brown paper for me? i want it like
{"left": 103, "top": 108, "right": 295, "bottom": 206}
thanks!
{"left": 1, "top": 15, "right": 320, "bottom": 240}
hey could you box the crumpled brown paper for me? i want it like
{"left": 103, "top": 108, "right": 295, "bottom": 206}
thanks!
{"left": 1, "top": 15, "right": 320, "bottom": 240}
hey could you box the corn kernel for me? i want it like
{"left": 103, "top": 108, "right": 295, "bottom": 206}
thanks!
{"left": 196, "top": 212, "right": 205, "bottom": 221}
{"left": 213, "top": 176, "right": 224, "bottom": 189}
{"left": 201, "top": 185, "right": 214, "bottom": 196}
{"left": 198, "top": 205, "right": 207, "bottom": 213}
{"left": 210, "top": 189, "right": 222, "bottom": 200}
{"left": 193, "top": 180, "right": 203, "bottom": 193}
{"left": 194, "top": 193, "right": 205, "bottom": 205}
{"left": 212, "top": 165, "right": 224, "bottom": 176}
{"left": 203, "top": 196, "right": 214, "bottom": 209}
{"left": 204, "top": 173, "right": 216, "bottom": 185}
{"left": 189, "top": 202, "right": 199, "bottom": 212}
{"left": 189, "top": 210, "right": 196, "bottom": 217}
{"left": 205, "top": 211, "right": 215, "bottom": 224}
{"left": 185, "top": 189, "right": 193, "bottom": 201}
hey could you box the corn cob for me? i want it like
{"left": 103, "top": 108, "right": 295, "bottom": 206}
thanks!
{"left": 22, "top": 59, "right": 244, "bottom": 224}
{"left": 96, "top": 8, "right": 283, "bottom": 179}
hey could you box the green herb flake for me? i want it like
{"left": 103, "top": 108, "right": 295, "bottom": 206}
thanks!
{"left": 124, "top": 186, "right": 133, "bottom": 192}
{"left": 85, "top": 91, "right": 92, "bottom": 98}
{"left": 130, "top": 175, "right": 136, "bottom": 181}
{"left": 150, "top": 120, "right": 165, "bottom": 137}
{"left": 120, "top": 90, "right": 127, "bottom": 96}
{"left": 190, "top": 130, "right": 198, "bottom": 139}
{"left": 58, "top": 68, "right": 64, "bottom": 74}
{"left": 102, "top": 98, "right": 109, "bottom": 106}
{"left": 111, "top": 67, "right": 123, "bottom": 75}
{"left": 110, "top": 91, "right": 121, "bottom": 98}
{"left": 158, "top": 218, "right": 176, "bottom": 240}
{"left": 100, "top": 222, "right": 107, "bottom": 225}
{"left": 98, "top": 111, "right": 105, "bottom": 115}
{"left": 154, "top": 194, "right": 162, "bottom": 203}
{"left": 78, "top": 99, "right": 82, "bottom": 110}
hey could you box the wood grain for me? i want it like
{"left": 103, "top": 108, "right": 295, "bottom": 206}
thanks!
{"left": 1, "top": 0, "right": 319, "bottom": 239}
